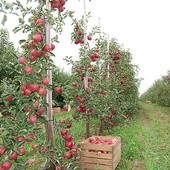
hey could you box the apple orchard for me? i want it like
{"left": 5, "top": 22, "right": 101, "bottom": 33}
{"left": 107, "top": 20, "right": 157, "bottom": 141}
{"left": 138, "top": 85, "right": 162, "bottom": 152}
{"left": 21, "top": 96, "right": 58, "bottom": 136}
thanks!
{"left": 0, "top": 0, "right": 139, "bottom": 169}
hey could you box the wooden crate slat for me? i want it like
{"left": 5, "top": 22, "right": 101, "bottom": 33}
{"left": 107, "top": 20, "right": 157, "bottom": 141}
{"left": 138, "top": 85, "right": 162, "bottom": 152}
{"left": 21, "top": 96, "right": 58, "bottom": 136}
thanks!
{"left": 81, "top": 143, "right": 113, "bottom": 151}
{"left": 112, "top": 137, "right": 121, "bottom": 150}
{"left": 81, "top": 136, "right": 120, "bottom": 144}
{"left": 81, "top": 150, "right": 112, "bottom": 159}
{"left": 81, "top": 157, "right": 113, "bottom": 165}
{"left": 113, "top": 142, "right": 121, "bottom": 156}
{"left": 80, "top": 162, "right": 112, "bottom": 170}
{"left": 113, "top": 151, "right": 121, "bottom": 170}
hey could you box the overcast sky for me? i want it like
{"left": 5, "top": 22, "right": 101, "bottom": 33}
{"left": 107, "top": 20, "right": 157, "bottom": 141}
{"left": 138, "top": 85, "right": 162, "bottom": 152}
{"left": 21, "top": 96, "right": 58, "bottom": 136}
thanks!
{"left": 1, "top": 0, "right": 170, "bottom": 95}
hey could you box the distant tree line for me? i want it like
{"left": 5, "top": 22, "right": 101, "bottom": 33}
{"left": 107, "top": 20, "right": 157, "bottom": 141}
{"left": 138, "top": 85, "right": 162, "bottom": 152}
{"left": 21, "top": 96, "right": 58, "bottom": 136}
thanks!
{"left": 140, "top": 71, "right": 170, "bottom": 107}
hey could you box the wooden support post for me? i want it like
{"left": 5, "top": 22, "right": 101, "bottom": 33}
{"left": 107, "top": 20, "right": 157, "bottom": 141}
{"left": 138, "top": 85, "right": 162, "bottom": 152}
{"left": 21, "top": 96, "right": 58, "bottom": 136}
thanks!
{"left": 45, "top": 0, "right": 55, "bottom": 169}
{"left": 84, "top": 75, "right": 90, "bottom": 138}
{"left": 83, "top": 0, "right": 90, "bottom": 139}
{"left": 107, "top": 35, "right": 110, "bottom": 79}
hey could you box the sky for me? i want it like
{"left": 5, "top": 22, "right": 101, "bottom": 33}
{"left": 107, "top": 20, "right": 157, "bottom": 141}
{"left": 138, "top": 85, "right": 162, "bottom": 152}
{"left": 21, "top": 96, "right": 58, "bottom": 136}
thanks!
{"left": 0, "top": 0, "right": 170, "bottom": 95}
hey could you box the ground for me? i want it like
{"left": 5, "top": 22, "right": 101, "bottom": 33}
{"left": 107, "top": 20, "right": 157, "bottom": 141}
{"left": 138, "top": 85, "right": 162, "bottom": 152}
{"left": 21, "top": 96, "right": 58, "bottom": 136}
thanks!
{"left": 2, "top": 102, "right": 169, "bottom": 169}
{"left": 114, "top": 102, "right": 170, "bottom": 170}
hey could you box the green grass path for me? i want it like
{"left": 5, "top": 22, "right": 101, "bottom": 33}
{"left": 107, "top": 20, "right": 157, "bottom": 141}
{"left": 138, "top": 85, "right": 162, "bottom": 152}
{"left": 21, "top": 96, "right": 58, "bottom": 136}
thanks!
{"left": 110, "top": 103, "right": 170, "bottom": 170}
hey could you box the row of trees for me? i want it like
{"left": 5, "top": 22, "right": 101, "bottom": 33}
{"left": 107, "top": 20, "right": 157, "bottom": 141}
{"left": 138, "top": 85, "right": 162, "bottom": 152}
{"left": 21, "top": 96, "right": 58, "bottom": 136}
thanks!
{"left": 140, "top": 71, "right": 170, "bottom": 107}
{"left": 62, "top": 29, "right": 140, "bottom": 137}
{"left": 0, "top": 0, "right": 140, "bottom": 169}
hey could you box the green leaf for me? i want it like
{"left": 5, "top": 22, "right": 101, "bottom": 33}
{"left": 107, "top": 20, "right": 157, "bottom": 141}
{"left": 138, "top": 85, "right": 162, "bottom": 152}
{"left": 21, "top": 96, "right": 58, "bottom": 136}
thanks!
{"left": 13, "top": 26, "right": 22, "bottom": 33}
{"left": 1, "top": 14, "right": 7, "bottom": 25}
{"left": 19, "top": 39, "right": 26, "bottom": 44}
{"left": 19, "top": 18, "right": 24, "bottom": 24}
{"left": 49, "top": 52, "right": 55, "bottom": 57}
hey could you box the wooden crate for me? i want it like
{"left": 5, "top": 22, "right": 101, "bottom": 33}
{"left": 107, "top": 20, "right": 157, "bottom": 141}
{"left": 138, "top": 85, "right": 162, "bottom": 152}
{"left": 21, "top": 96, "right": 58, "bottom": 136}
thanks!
{"left": 80, "top": 136, "right": 121, "bottom": 170}
{"left": 53, "top": 107, "right": 61, "bottom": 114}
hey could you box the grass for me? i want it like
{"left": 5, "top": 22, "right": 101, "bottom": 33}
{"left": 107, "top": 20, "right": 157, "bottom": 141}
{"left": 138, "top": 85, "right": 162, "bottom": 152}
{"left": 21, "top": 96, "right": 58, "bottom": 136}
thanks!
{"left": 1, "top": 103, "right": 170, "bottom": 169}
{"left": 107, "top": 102, "right": 170, "bottom": 170}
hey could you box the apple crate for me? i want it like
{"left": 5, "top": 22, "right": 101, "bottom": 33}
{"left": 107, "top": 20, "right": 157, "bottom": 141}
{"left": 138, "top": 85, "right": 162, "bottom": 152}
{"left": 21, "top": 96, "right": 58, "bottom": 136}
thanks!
{"left": 80, "top": 136, "right": 121, "bottom": 170}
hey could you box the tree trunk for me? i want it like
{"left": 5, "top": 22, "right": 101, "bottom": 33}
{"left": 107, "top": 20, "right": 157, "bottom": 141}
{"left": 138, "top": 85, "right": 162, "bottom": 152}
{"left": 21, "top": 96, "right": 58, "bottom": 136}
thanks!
{"left": 98, "top": 118, "right": 104, "bottom": 136}
{"left": 86, "top": 113, "right": 90, "bottom": 138}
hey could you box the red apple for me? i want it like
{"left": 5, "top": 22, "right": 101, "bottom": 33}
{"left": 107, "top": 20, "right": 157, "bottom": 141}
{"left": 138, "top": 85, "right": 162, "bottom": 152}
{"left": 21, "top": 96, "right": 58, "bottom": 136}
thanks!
{"left": 42, "top": 78, "right": 49, "bottom": 86}
{"left": 43, "top": 44, "right": 51, "bottom": 52}
{"left": 24, "top": 88, "right": 32, "bottom": 96}
{"left": 60, "top": 0, "right": 66, "bottom": 5}
{"left": 63, "top": 105, "right": 68, "bottom": 111}
{"left": 5, "top": 95, "right": 13, "bottom": 102}
{"left": 108, "top": 114, "right": 112, "bottom": 119}
{"left": 87, "top": 107, "right": 93, "bottom": 113}
{"left": 43, "top": 52, "right": 50, "bottom": 58}
{"left": 89, "top": 137, "right": 96, "bottom": 143}
{"left": 61, "top": 119, "right": 65, "bottom": 124}
{"left": 32, "top": 144, "right": 39, "bottom": 151}
{"left": 71, "top": 145, "right": 78, "bottom": 156}
{"left": 24, "top": 105, "right": 31, "bottom": 112}
{"left": 2, "top": 161, "right": 12, "bottom": 170}
{"left": 0, "top": 165, "right": 5, "bottom": 170}
{"left": 30, "top": 84, "right": 39, "bottom": 92}
{"left": 58, "top": 6, "right": 64, "bottom": 12}
{"left": 33, "top": 34, "right": 42, "bottom": 42}
{"left": 9, "top": 151, "right": 18, "bottom": 160}
{"left": 79, "top": 39, "right": 84, "bottom": 44}
{"left": 64, "top": 134, "right": 72, "bottom": 142}
{"left": 43, "top": 147, "right": 48, "bottom": 153}
{"left": 18, "top": 57, "right": 27, "bottom": 65}
{"left": 24, "top": 66, "right": 32, "bottom": 74}
{"left": 109, "top": 122, "right": 114, "bottom": 127}
{"left": 72, "top": 82, "right": 78, "bottom": 88}
{"left": 35, "top": 18, "right": 44, "bottom": 25}
{"left": 75, "top": 94, "right": 81, "bottom": 101}
{"left": 0, "top": 147, "right": 7, "bottom": 156}
{"left": 112, "top": 107, "right": 117, "bottom": 114}
{"left": 60, "top": 129, "right": 67, "bottom": 136}
{"left": 95, "top": 53, "right": 100, "bottom": 58}
{"left": 26, "top": 133, "right": 34, "bottom": 142}
{"left": 88, "top": 77, "right": 93, "bottom": 83}
{"left": 21, "top": 84, "right": 27, "bottom": 91}
{"left": 79, "top": 97, "right": 85, "bottom": 103}
{"left": 16, "top": 135, "right": 25, "bottom": 142}
{"left": 74, "top": 39, "right": 79, "bottom": 44}
{"left": 36, "top": 51, "right": 42, "bottom": 57}
{"left": 18, "top": 147, "right": 26, "bottom": 156}
{"left": 30, "top": 49, "right": 38, "bottom": 56}
{"left": 54, "top": 87, "right": 62, "bottom": 94}
{"left": 51, "top": 44, "right": 55, "bottom": 50}
{"left": 36, "top": 107, "right": 45, "bottom": 116}
{"left": 87, "top": 35, "right": 92, "bottom": 40}
{"left": 67, "top": 123, "right": 72, "bottom": 128}
{"left": 77, "top": 31, "right": 82, "bottom": 36}
{"left": 64, "top": 152, "right": 71, "bottom": 159}
{"left": 71, "top": 145, "right": 78, "bottom": 151}
{"left": 29, "top": 55, "right": 37, "bottom": 61}
{"left": 55, "top": 166, "right": 62, "bottom": 170}
{"left": 65, "top": 141, "right": 73, "bottom": 148}
{"left": 28, "top": 115, "right": 37, "bottom": 124}
{"left": 38, "top": 88, "right": 47, "bottom": 95}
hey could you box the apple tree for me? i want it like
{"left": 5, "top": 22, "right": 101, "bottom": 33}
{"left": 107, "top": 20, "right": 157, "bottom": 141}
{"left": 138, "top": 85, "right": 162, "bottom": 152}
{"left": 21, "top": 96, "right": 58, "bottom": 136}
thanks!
{"left": 0, "top": 0, "right": 79, "bottom": 169}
